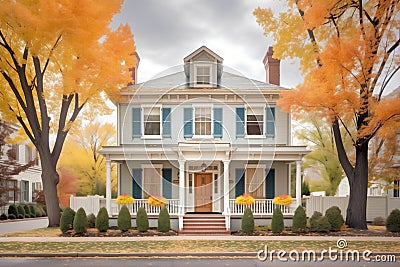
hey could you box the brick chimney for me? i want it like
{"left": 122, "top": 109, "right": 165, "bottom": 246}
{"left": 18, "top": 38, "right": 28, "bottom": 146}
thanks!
{"left": 263, "top": 46, "right": 280, "bottom": 86}
{"left": 129, "top": 52, "right": 140, "bottom": 85}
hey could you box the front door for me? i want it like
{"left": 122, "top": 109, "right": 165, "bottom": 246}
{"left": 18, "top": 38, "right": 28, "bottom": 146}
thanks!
{"left": 194, "top": 173, "right": 213, "bottom": 212}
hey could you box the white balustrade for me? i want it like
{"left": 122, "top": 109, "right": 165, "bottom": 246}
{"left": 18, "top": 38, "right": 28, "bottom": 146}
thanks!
{"left": 110, "top": 199, "right": 180, "bottom": 216}
{"left": 229, "top": 199, "right": 293, "bottom": 215}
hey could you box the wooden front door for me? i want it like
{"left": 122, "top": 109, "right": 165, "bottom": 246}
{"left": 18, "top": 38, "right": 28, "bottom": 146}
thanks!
{"left": 194, "top": 173, "right": 213, "bottom": 212}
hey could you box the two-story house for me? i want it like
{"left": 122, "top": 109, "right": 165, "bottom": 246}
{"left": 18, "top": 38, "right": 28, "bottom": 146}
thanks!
{"left": 0, "top": 121, "right": 42, "bottom": 214}
{"left": 99, "top": 46, "right": 308, "bottom": 233}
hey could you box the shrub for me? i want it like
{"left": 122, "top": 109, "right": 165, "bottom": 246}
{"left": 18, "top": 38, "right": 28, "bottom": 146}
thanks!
{"left": 87, "top": 213, "right": 96, "bottom": 228}
{"left": 43, "top": 206, "right": 47, "bottom": 215}
{"left": 157, "top": 207, "right": 170, "bottom": 233}
{"left": 17, "top": 205, "right": 25, "bottom": 218}
{"left": 8, "top": 204, "right": 18, "bottom": 217}
{"left": 310, "top": 211, "right": 323, "bottom": 232}
{"left": 325, "top": 206, "right": 344, "bottom": 231}
{"left": 23, "top": 205, "right": 30, "bottom": 217}
{"left": 73, "top": 207, "right": 88, "bottom": 234}
{"left": 34, "top": 206, "right": 43, "bottom": 217}
{"left": 271, "top": 207, "right": 284, "bottom": 233}
{"left": 29, "top": 206, "right": 36, "bottom": 218}
{"left": 60, "top": 207, "right": 75, "bottom": 233}
{"left": 96, "top": 207, "right": 109, "bottom": 232}
{"left": 8, "top": 214, "right": 16, "bottom": 220}
{"left": 292, "top": 205, "right": 307, "bottom": 233}
{"left": 241, "top": 207, "right": 255, "bottom": 234}
{"left": 316, "top": 216, "right": 331, "bottom": 232}
{"left": 118, "top": 205, "right": 131, "bottom": 232}
{"left": 136, "top": 207, "right": 149, "bottom": 232}
{"left": 0, "top": 213, "right": 7, "bottom": 220}
{"left": 386, "top": 209, "right": 400, "bottom": 232}
{"left": 372, "top": 216, "right": 385, "bottom": 226}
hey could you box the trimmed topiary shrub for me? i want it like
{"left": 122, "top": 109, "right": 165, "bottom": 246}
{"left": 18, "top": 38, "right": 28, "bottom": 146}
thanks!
{"left": 325, "top": 206, "right": 344, "bottom": 231}
{"left": 8, "top": 214, "right": 16, "bottom": 220}
{"left": 241, "top": 207, "right": 255, "bottom": 234}
{"left": 0, "top": 213, "right": 7, "bottom": 220}
{"left": 43, "top": 206, "right": 47, "bottom": 215}
{"left": 118, "top": 205, "right": 131, "bottom": 232}
{"left": 386, "top": 209, "right": 400, "bottom": 232}
{"left": 372, "top": 216, "right": 385, "bottom": 226}
{"left": 96, "top": 207, "right": 109, "bottom": 232}
{"left": 87, "top": 213, "right": 96, "bottom": 228}
{"left": 23, "top": 205, "right": 30, "bottom": 217}
{"left": 29, "top": 206, "right": 36, "bottom": 218}
{"left": 158, "top": 207, "right": 171, "bottom": 233}
{"left": 17, "top": 205, "right": 25, "bottom": 218}
{"left": 73, "top": 207, "right": 88, "bottom": 234}
{"left": 310, "top": 211, "right": 323, "bottom": 232}
{"left": 271, "top": 207, "right": 284, "bottom": 233}
{"left": 136, "top": 207, "right": 149, "bottom": 232}
{"left": 292, "top": 205, "right": 307, "bottom": 233}
{"left": 60, "top": 207, "right": 75, "bottom": 233}
{"left": 316, "top": 216, "right": 331, "bottom": 232}
{"left": 34, "top": 206, "right": 43, "bottom": 217}
{"left": 8, "top": 204, "right": 18, "bottom": 217}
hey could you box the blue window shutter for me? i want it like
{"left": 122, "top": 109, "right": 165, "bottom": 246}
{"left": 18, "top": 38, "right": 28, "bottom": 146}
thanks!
{"left": 265, "top": 169, "right": 275, "bottom": 199}
{"left": 132, "top": 168, "right": 142, "bottom": 199}
{"left": 235, "top": 168, "right": 245, "bottom": 197}
{"left": 132, "top": 108, "right": 141, "bottom": 137}
{"left": 394, "top": 180, "right": 399, "bottom": 197}
{"left": 162, "top": 108, "right": 171, "bottom": 137}
{"left": 183, "top": 108, "right": 193, "bottom": 138}
{"left": 265, "top": 107, "right": 275, "bottom": 137}
{"left": 213, "top": 108, "right": 223, "bottom": 138}
{"left": 162, "top": 168, "right": 172, "bottom": 199}
{"left": 236, "top": 107, "right": 245, "bottom": 137}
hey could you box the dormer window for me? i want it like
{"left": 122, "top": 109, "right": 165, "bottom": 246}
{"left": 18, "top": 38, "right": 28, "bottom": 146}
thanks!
{"left": 196, "top": 65, "right": 211, "bottom": 85}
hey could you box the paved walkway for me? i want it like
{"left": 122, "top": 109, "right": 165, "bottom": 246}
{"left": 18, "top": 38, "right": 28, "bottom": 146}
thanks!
{"left": 0, "top": 218, "right": 48, "bottom": 234}
{"left": 0, "top": 235, "right": 398, "bottom": 242}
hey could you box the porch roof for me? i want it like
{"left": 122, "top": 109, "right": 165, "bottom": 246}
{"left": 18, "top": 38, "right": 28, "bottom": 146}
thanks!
{"left": 99, "top": 143, "right": 309, "bottom": 162}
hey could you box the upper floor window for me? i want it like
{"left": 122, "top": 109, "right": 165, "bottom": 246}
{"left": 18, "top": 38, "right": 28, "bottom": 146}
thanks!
{"left": 195, "top": 107, "right": 212, "bottom": 136}
{"left": 247, "top": 107, "right": 263, "bottom": 136}
{"left": 143, "top": 107, "right": 160, "bottom": 136}
{"left": 195, "top": 65, "right": 211, "bottom": 85}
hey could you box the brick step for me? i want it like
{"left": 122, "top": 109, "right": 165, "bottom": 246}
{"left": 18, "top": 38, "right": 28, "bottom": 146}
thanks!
{"left": 179, "top": 230, "right": 231, "bottom": 236}
{"left": 183, "top": 223, "right": 226, "bottom": 227}
{"left": 182, "top": 226, "right": 227, "bottom": 230}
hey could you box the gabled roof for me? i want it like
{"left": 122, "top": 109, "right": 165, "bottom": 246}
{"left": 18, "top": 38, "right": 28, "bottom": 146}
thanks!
{"left": 183, "top": 45, "right": 223, "bottom": 63}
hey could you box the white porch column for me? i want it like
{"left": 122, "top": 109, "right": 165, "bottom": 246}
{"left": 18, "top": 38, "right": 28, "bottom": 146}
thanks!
{"left": 223, "top": 160, "right": 230, "bottom": 214}
{"left": 295, "top": 160, "right": 302, "bottom": 207}
{"left": 178, "top": 160, "right": 186, "bottom": 212}
{"left": 105, "top": 159, "right": 112, "bottom": 214}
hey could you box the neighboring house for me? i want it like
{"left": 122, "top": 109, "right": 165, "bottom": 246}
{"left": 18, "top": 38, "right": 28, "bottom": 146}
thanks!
{"left": 0, "top": 121, "right": 42, "bottom": 213}
{"left": 98, "top": 46, "right": 309, "bottom": 232}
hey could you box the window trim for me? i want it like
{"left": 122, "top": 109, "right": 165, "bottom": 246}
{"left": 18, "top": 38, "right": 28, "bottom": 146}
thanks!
{"left": 194, "top": 64, "right": 213, "bottom": 88}
{"left": 192, "top": 104, "right": 214, "bottom": 138}
{"left": 141, "top": 105, "right": 162, "bottom": 138}
{"left": 141, "top": 164, "right": 163, "bottom": 198}
{"left": 245, "top": 105, "right": 265, "bottom": 137}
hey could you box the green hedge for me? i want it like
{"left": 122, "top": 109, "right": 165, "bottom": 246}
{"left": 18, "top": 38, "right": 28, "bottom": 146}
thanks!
{"left": 241, "top": 207, "right": 255, "bottom": 234}
{"left": 292, "top": 205, "right": 307, "bottom": 232}
{"left": 136, "top": 207, "right": 149, "bottom": 232}
{"left": 271, "top": 208, "right": 284, "bottom": 233}
{"left": 157, "top": 207, "right": 170, "bottom": 233}
{"left": 118, "top": 205, "right": 131, "bottom": 232}
{"left": 96, "top": 207, "right": 109, "bottom": 232}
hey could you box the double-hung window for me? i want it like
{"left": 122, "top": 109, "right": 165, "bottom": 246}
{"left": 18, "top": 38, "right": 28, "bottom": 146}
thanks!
{"left": 195, "top": 65, "right": 211, "bottom": 85}
{"left": 246, "top": 107, "right": 264, "bottom": 136}
{"left": 142, "top": 165, "right": 162, "bottom": 198}
{"left": 143, "top": 107, "right": 161, "bottom": 136}
{"left": 194, "top": 107, "right": 212, "bottom": 136}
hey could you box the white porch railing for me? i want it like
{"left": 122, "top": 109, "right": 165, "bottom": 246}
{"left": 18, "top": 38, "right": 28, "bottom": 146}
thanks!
{"left": 229, "top": 199, "right": 294, "bottom": 215}
{"left": 110, "top": 199, "right": 180, "bottom": 216}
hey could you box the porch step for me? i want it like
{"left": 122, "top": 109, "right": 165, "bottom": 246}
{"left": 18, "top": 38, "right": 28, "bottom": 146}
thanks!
{"left": 179, "top": 214, "right": 230, "bottom": 236}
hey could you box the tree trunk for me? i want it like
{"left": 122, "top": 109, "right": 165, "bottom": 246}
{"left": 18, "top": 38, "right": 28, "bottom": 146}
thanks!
{"left": 41, "top": 161, "right": 60, "bottom": 227}
{"left": 345, "top": 142, "right": 369, "bottom": 230}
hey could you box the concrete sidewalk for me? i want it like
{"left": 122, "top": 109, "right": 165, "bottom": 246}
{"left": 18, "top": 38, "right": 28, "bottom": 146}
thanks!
{"left": 0, "top": 218, "right": 48, "bottom": 234}
{"left": 0, "top": 235, "right": 398, "bottom": 242}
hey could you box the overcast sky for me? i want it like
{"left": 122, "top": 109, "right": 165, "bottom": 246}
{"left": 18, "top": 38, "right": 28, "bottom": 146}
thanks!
{"left": 112, "top": 0, "right": 303, "bottom": 88}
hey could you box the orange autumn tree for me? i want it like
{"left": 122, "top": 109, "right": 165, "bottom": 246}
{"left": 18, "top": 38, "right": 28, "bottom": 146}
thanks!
{"left": 254, "top": 0, "right": 400, "bottom": 229}
{"left": 0, "top": 0, "right": 135, "bottom": 226}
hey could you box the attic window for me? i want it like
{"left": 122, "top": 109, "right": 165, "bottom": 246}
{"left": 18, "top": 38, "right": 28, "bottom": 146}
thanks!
{"left": 196, "top": 65, "right": 211, "bottom": 85}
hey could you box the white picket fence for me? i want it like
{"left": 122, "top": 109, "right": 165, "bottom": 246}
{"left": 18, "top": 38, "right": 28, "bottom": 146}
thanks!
{"left": 305, "top": 195, "right": 400, "bottom": 221}
{"left": 229, "top": 199, "right": 293, "bottom": 215}
{"left": 70, "top": 195, "right": 180, "bottom": 216}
